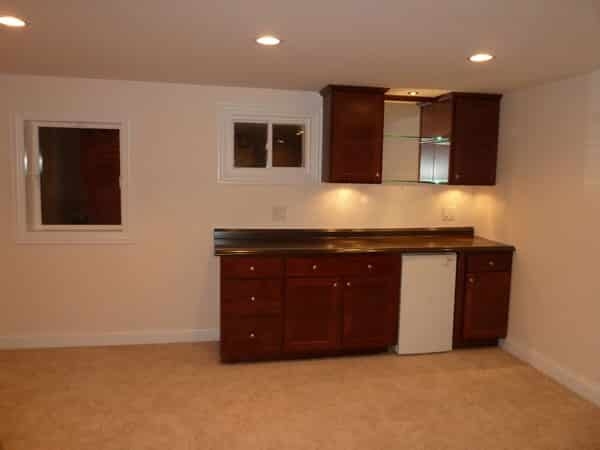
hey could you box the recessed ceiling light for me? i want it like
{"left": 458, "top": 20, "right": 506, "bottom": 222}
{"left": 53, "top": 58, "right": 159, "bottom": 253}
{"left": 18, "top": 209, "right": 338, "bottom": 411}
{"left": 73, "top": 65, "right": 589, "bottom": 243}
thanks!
{"left": 469, "top": 53, "right": 494, "bottom": 63}
{"left": 408, "top": 91, "right": 419, "bottom": 96}
{"left": 256, "top": 35, "right": 281, "bottom": 46}
{"left": 0, "top": 16, "right": 27, "bottom": 27}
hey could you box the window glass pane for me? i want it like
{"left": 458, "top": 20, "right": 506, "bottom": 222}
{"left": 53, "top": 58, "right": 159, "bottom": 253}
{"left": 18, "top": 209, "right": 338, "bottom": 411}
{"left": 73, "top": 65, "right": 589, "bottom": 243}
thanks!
{"left": 273, "top": 124, "right": 303, "bottom": 167}
{"left": 38, "top": 127, "right": 121, "bottom": 225}
{"left": 234, "top": 123, "right": 267, "bottom": 168}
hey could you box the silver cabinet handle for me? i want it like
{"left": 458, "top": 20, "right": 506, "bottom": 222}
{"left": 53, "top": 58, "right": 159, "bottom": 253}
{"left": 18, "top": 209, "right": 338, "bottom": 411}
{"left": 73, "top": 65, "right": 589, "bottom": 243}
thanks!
{"left": 312, "top": 264, "right": 318, "bottom": 270}
{"left": 250, "top": 296, "right": 256, "bottom": 302}
{"left": 468, "top": 276, "right": 475, "bottom": 284}
{"left": 346, "top": 282, "right": 351, "bottom": 287}
{"left": 333, "top": 282, "right": 338, "bottom": 287}
{"left": 249, "top": 266, "right": 255, "bottom": 271}
{"left": 249, "top": 332, "right": 255, "bottom": 339}
{"left": 375, "top": 172, "right": 380, "bottom": 178}
{"left": 367, "top": 264, "right": 373, "bottom": 270}
{"left": 488, "top": 260, "right": 495, "bottom": 267}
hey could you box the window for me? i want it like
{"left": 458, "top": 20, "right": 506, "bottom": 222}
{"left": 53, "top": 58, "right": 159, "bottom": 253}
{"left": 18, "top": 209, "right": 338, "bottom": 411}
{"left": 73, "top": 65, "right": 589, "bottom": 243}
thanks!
{"left": 218, "top": 104, "right": 321, "bottom": 184}
{"left": 13, "top": 115, "right": 129, "bottom": 243}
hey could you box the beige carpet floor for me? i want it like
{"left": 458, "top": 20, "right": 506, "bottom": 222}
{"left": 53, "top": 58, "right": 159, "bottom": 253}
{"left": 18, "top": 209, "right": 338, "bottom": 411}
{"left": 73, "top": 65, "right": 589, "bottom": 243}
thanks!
{"left": 1, "top": 343, "right": 599, "bottom": 450}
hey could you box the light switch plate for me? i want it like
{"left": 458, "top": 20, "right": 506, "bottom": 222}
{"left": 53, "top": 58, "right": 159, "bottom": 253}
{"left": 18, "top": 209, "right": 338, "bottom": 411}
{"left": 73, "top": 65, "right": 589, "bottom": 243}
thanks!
{"left": 272, "top": 206, "right": 287, "bottom": 222}
{"left": 442, "top": 206, "right": 457, "bottom": 222}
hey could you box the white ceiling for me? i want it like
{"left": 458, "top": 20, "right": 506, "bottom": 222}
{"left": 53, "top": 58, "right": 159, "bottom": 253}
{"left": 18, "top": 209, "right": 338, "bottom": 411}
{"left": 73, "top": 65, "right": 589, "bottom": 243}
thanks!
{"left": 1, "top": 0, "right": 600, "bottom": 93}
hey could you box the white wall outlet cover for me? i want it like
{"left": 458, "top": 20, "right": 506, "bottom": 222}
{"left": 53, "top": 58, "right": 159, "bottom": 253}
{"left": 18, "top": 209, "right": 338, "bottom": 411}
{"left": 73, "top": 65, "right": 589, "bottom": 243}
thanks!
{"left": 272, "top": 206, "right": 287, "bottom": 222}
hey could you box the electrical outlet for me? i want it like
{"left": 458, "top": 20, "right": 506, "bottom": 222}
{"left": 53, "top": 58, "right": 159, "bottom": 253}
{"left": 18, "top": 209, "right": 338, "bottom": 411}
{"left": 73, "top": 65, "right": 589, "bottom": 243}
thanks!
{"left": 442, "top": 205, "right": 457, "bottom": 222}
{"left": 272, "top": 206, "right": 287, "bottom": 222}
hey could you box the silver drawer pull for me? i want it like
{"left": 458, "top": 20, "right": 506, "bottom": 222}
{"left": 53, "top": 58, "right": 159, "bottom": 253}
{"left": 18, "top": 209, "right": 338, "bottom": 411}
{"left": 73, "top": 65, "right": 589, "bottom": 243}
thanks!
{"left": 249, "top": 266, "right": 255, "bottom": 271}
{"left": 312, "top": 264, "right": 318, "bottom": 270}
{"left": 468, "top": 276, "right": 475, "bottom": 284}
{"left": 488, "top": 260, "right": 495, "bottom": 267}
{"left": 333, "top": 282, "right": 338, "bottom": 287}
{"left": 346, "top": 282, "right": 351, "bottom": 287}
{"left": 367, "top": 264, "right": 373, "bottom": 270}
{"left": 249, "top": 332, "right": 255, "bottom": 339}
{"left": 250, "top": 296, "right": 256, "bottom": 302}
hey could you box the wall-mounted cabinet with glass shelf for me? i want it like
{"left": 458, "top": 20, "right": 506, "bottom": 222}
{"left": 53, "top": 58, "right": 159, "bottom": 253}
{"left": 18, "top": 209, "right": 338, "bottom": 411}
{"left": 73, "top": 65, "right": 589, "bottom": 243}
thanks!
{"left": 320, "top": 85, "right": 502, "bottom": 186}
{"left": 382, "top": 93, "right": 502, "bottom": 186}
{"left": 383, "top": 133, "right": 451, "bottom": 184}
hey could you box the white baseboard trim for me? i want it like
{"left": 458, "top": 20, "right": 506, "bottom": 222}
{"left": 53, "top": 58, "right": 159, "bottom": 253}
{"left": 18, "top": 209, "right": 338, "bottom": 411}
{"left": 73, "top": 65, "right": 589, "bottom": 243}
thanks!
{"left": 0, "top": 328, "right": 219, "bottom": 349}
{"left": 500, "top": 338, "right": 600, "bottom": 407}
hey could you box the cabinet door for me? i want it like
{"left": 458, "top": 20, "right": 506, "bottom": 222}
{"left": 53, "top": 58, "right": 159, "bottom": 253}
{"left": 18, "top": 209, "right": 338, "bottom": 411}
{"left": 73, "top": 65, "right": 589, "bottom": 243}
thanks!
{"left": 342, "top": 276, "right": 398, "bottom": 349}
{"left": 283, "top": 277, "right": 341, "bottom": 353}
{"left": 450, "top": 95, "right": 501, "bottom": 185}
{"left": 419, "top": 99, "right": 452, "bottom": 183}
{"left": 328, "top": 90, "right": 385, "bottom": 183}
{"left": 463, "top": 271, "right": 511, "bottom": 339}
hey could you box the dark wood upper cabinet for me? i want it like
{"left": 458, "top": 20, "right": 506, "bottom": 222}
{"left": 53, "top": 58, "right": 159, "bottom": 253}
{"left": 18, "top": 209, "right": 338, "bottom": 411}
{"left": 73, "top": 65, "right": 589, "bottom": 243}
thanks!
{"left": 420, "top": 93, "right": 502, "bottom": 186}
{"left": 321, "top": 85, "right": 388, "bottom": 183}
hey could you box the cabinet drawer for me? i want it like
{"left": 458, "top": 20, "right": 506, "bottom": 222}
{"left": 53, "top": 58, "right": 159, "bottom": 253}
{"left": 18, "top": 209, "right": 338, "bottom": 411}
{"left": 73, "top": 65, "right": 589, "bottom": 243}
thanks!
{"left": 221, "top": 256, "right": 283, "bottom": 279}
{"left": 286, "top": 256, "right": 342, "bottom": 277}
{"left": 222, "top": 279, "right": 282, "bottom": 315}
{"left": 466, "top": 252, "right": 512, "bottom": 272}
{"left": 344, "top": 254, "right": 399, "bottom": 276}
{"left": 221, "top": 316, "right": 282, "bottom": 360}
{"left": 286, "top": 254, "right": 399, "bottom": 277}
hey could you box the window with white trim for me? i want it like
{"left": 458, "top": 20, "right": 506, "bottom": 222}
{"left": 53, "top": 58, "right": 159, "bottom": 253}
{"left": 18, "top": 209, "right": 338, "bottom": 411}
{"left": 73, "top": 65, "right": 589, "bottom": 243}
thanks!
{"left": 13, "top": 116, "right": 129, "bottom": 243}
{"left": 217, "top": 105, "right": 321, "bottom": 184}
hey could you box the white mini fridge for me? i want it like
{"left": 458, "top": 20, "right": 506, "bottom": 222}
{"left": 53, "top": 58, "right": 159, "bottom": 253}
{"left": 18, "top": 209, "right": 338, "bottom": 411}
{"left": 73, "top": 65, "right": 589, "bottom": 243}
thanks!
{"left": 395, "top": 253, "right": 457, "bottom": 355}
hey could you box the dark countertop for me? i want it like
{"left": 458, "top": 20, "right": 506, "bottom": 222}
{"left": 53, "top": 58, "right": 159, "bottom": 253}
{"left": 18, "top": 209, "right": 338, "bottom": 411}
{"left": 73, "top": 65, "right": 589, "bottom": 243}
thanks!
{"left": 214, "top": 227, "right": 514, "bottom": 256}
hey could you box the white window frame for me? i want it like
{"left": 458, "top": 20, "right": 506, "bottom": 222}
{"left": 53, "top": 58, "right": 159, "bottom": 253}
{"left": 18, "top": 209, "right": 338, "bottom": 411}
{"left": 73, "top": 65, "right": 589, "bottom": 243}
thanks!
{"left": 12, "top": 113, "right": 131, "bottom": 244}
{"left": 217, "top": 104, "right": 321, "bottom": 184}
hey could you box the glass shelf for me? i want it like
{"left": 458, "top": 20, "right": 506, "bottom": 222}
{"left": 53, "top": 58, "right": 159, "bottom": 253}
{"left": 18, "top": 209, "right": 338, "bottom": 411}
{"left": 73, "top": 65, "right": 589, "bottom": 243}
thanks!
{"left": 383, "top": 134, "right": 451, "bottom": 146}
{"left": 382, "top": 179, "right": 448, "bottom": 185}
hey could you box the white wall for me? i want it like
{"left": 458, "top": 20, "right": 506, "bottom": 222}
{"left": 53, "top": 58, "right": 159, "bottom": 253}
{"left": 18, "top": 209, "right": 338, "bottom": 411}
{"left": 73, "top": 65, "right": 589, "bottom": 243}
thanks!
{"left": 0, "top": 74, "right": 482, "bottom": 347}
{"left": 2, "top": 71, "right": 597, "bottom": 405}
{"left": 479, "top": 69, "right": 600, "bottom": 404}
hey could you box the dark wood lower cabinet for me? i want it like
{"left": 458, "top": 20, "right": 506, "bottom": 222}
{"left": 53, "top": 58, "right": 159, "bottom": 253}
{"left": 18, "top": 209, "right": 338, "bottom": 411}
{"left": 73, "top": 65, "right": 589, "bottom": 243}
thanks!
{"left": 453, "top": 251, "right": 513, "bottom": 347}
{"left": 463, "top": 271, "right": 511, "bottom": 339}
{"left": 283, "top": 277, "right": 341, "bottom": 354}
{"left": 221, "top": 254, "right": 401, "bottom": 362}
{"left": 342, "top": 276, "right": 398, "bottom": 349}
{"left": 220, "top": 249, "right": 513, "bottom": 362}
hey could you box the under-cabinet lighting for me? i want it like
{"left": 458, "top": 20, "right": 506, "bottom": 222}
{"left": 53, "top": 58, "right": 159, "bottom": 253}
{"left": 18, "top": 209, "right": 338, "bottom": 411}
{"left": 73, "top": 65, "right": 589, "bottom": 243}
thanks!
{"left": 0, "top": 16, "right": 27, "bottom": 27}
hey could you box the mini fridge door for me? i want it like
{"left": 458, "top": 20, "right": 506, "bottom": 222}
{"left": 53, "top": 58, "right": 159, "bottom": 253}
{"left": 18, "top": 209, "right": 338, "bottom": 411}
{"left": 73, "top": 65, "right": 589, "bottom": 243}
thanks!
{"left": 395, "top": 253, "right": 457, "bottom": 355}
